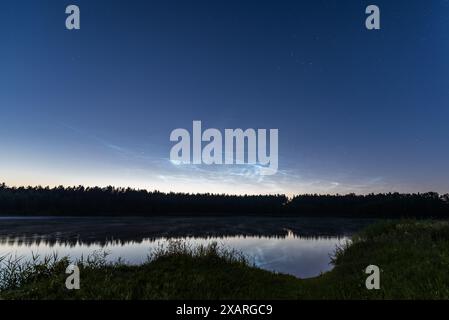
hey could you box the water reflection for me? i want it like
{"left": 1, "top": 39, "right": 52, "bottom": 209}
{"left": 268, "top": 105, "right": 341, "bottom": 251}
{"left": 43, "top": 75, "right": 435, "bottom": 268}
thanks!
{"left": 0, "top": 217, "right": 374, "bottom": 278}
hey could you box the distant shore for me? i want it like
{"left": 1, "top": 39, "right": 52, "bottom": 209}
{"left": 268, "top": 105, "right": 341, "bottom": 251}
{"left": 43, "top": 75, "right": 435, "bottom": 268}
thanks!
{"left": 1, "top": 184, "right": 449, "bottom": 218}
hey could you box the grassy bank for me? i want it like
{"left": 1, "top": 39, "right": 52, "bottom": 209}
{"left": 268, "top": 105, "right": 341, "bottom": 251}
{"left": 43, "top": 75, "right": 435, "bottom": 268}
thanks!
{"left": 1, "top": 220, "right": 449, "bottom": 299}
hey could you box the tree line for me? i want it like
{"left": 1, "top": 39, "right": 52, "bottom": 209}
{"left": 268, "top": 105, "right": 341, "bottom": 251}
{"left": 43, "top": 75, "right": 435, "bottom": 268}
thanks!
{"left": 0, "top": 183, "right": 448, "bottom": 218}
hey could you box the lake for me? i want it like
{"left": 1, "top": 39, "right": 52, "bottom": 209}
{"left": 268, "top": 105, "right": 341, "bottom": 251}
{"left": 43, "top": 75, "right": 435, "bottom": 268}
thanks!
{"left": 0, "top": 216, "right": 376, "bottom": 278}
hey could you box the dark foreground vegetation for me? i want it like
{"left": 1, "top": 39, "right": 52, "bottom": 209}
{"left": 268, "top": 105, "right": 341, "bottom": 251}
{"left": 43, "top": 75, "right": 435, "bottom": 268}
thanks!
{"left": 1, "top": 220, "right": 449, "bottom": 299}
{"left": 1, "top": 183, "right": 449, "bottom": 218}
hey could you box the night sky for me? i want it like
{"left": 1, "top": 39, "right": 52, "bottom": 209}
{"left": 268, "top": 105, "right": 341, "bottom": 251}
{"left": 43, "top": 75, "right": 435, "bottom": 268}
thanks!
{"left": 1, "top": 0, "right": 448, "bottom": 195}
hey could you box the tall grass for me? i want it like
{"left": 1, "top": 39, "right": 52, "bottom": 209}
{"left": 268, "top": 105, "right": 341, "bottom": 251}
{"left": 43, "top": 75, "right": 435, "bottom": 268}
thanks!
{"left": 0, "top": 252, "right": 64, "bottom": 291}
{"left": 0, "top": 241, "right": 248, "bottom": 294}
{"left": 148, "top": 240, "right": 249, "bottom": 265}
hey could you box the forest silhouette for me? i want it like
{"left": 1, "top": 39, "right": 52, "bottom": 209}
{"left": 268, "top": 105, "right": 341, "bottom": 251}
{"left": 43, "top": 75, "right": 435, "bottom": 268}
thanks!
{"left": 0, "top": 183, "right": 448, "bottom": 218}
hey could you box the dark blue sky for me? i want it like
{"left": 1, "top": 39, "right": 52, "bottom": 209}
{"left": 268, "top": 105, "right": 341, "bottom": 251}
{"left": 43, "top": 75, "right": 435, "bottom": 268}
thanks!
{"left": 1, "top": 0, "right": 448, "bottom": 195}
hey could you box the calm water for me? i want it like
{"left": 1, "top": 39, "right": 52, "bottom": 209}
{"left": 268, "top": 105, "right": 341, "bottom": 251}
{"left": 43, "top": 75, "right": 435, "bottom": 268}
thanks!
{"left": 0, "top": 217, "right": 376, "bottom": 278}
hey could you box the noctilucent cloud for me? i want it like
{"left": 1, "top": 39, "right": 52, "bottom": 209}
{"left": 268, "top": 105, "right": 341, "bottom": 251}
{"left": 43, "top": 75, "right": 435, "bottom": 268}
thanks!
{"left": 1, "top": 0, "right": 448, "bottom": 195}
